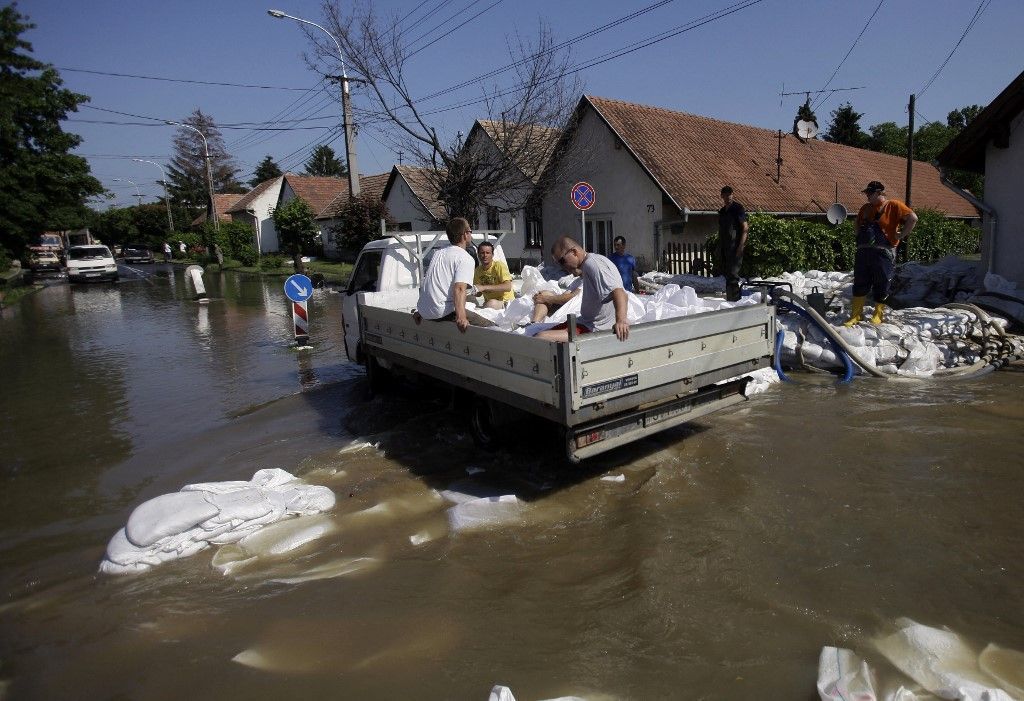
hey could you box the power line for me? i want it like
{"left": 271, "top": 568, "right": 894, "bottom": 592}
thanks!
{"left": 916, "top": 0, "right": 991, "bottom": 98}
{"left": 811, "top": 0, "right": 885, "bottom": 111}
{"left": 67, "top": 118, "right": 333, "bottom": 131}
{"left": 406, "top": 0, "right": 504, "bottom": 59}
{"left": 418, "top": 0, "right": 766, "bottom": 118}
{"left": 57, "top": 66, "right": 315, "bottom": 91}
{"left": 415, "top": 0, "right": 678, "bottom": 103}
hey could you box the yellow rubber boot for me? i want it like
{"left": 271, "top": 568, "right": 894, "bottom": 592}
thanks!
{"left": 871, "top": 302, "right": 886, "bottom": 325}
{"left": 844, "top": 296, "right": 866, "bottom": 327}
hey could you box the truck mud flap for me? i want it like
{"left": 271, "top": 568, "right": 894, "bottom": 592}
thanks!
{"left": 566, "top": 377, "right": 749, "bottom": 462}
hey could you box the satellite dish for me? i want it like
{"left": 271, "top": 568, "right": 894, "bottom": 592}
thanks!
{"left": 796, "top": 119, "right": 819, "bottom": 140}
{"left": 826, "top": 202, "right": 848, "bottom": 226}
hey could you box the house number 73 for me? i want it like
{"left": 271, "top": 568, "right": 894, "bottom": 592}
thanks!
{"left": 646, "top": 204, "right": 656, "bottom": 213}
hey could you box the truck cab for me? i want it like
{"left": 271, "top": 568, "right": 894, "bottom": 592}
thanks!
{"left": 342, "top": 231, "right": 511, "bottom": 363}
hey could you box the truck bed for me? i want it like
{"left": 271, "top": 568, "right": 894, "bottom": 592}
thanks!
{"left": 358, "top": 290, "right": 775, "bottom": 459}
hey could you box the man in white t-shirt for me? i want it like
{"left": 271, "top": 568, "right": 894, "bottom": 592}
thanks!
{"left": 414, "top": 217, "right": 475, "bottom": 332}
{"left": 536, "top": 236, "right": 630, "bottom": 342}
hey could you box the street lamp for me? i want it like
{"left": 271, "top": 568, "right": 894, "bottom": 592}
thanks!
{"left": 165, "top": 120, "right": 219, "bottom": 231}
{"left": 133, "top": 158, "right": 175, "bottom": 234}
{"left": 113, "top": 178, "right": 143, "bottom": 207}
{"left": 267, "top": 9, "right": 360, "bottom": 198}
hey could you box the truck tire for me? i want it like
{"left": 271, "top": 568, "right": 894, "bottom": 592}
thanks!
{"left": 469, "top": 395, "right": 502, "bottom": 449}
{"left": 365, "top": 355, "right": 391, "bottom": 399}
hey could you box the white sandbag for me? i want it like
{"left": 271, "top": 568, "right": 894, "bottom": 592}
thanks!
{"left": 875, "top": 618, "right": 1018, "bottom": 701}
{"left": 125, "top": 492, "right": 219, "bottom": 547}
{"left": 817, "top": 647, "right": 878, "bottom": 701}
{"left": 100, "top": 469, "right": 336, "bottom": 575}
{"left": 447, "top": 495, "right": 524, "bottom": 532}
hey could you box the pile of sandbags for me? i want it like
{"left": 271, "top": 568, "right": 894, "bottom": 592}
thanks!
{"left": 100, "top": 468, "right": 335, "bottom": 575}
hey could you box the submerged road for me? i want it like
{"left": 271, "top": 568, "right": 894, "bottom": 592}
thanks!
{"left": 1, "top": 265, "right": 1023, "bottom": 699}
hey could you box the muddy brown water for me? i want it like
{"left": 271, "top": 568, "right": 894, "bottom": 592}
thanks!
{"left": 1, "top": 265, "right": 1023, "bottom": 700}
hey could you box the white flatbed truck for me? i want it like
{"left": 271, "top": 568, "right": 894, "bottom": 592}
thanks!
{"left": 347, "top": 229, "right": 776, "bottom": 461}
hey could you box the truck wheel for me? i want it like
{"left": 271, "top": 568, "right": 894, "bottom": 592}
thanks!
{"left": 469, "top": 395, "right": 501, "bottom": 449}
{"left": 365, "top": 355, "right": 391, "bottom": 398}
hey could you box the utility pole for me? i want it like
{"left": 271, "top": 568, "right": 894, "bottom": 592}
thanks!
{"left": 905, "top": 94, "right": 915, "bottom": 208}
{"left": 268, "top": 10, "right": 359, "bottom": 199}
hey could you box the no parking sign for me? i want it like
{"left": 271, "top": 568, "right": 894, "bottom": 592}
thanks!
{"left": 571, "top": 181, "right": 596, "bottom": 210}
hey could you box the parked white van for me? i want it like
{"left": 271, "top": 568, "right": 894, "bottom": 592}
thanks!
{"left": 67, "top": 245, "right": 118, "bottom": 283}
{"left": 342, "top": 231, "right": 511, "bottom": 363}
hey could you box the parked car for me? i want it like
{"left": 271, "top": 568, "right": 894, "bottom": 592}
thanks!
{"left": 28, "top": 248, "right": 63, "bottom": 272}
{"left": 67, "top": 245, "right": 118, "bottom": 283}
{"left": 121, "top": 244, "right": 154, "bottom": 263}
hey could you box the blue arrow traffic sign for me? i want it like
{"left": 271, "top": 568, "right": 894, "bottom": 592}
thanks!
{"left": 284, "top": 274, "right": 314, "bottom": 303}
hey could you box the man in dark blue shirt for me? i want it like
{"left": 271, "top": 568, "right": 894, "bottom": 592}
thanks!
{"left": 717, "top": 186, "right": 748, "bottom": 301}
{"left": 608, "top": 235, "right": 638, "bottom": 292}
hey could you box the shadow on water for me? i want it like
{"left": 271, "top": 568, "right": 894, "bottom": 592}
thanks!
{"left": 294, "top": 364, "right": 713, "bottom": 504}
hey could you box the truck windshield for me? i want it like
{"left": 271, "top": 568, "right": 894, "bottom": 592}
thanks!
{"left": 348, "top": 251, "right": 382, "bottom": 293}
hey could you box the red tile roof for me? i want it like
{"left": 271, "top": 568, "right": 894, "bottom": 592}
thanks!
{"left": 381, "top": 165, "right": 447, "bottom": 221}
{"left": 191, "top": 193, "right": 245, "bottom": 226}
{"left": 281, "top": 174, "right": 348, "bottom": 217}
{"left": 585, "top": 95, "right": 979, "bottom": 218}
{"left": 225, "top": 177, "right": 282, "bottom": 214}
{"left": 472, "top": 120, "right": 562, "bottom": 184}
{"left": 315, "top": 172, "right": 392, "bottom": 219}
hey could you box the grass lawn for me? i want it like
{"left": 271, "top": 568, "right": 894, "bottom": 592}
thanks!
{"left": 214, "top": 258, "right": 353, "bottom": 285}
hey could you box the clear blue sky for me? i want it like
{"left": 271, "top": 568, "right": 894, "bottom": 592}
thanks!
{"left": 19, "top": 0, "right": 1024, "bottom": 208}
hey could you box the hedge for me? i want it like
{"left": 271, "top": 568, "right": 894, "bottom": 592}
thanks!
{"left": 706, "top": 208, "right": 979, "bottom": 277}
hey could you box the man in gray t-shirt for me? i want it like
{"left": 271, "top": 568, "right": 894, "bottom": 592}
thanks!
{"left": 536, "top": 236, "right": 630, "bottom": 342}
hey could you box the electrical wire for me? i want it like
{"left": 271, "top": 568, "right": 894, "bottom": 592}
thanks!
{"left": 811, "top": 0, "right": 884, "bottom": 111}
{"left": 916, "top": 0, "right": 991, "bottom": 98}
{"left": 56, "top": 66, "right": 315, "bottom": 91}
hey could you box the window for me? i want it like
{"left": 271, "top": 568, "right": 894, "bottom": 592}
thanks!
{"left": 526, "top": 206, "right": 543, "bottom": 249}
{"left": 347, "top": 251, "right": 382, "bottom": 294}
{"left": 486, "top": 206, "right": 500, "bottom": 230}
{"left": 584, "top": 218, "right": 614, "bottom": 256}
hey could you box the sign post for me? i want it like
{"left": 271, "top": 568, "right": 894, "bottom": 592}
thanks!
{"left": 571, "top": 181, "right": 596, "bottom": 245}
{"left": 284, "top": 273, "right": 314, "bottom": 346}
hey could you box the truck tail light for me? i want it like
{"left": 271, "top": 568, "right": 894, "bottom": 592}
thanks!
{"left": 575, "top": 430, "right": 604, "bottom": 449}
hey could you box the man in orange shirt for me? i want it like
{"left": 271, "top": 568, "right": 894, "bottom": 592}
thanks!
{"left": 844, "top": 181, "right": 918, "bottom": 326}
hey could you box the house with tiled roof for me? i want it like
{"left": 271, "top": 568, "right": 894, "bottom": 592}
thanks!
{"left": 540, "top": 95, "right": 979, "bottom": 270}
{"left": 315, "top": 172, "right": 392, "bottom": 257}
{"left": 937, "top": 69, "right": 1024, "bottom": 286}
{"left": 226, "top": 176, "right": 284, "bottom": 253}
{"left": 463, "top": 119, "right": 562, "bottom": 267}
{"left": 381, "top": 165, "right": 447, "bottom": 232}
{"left": 190, "top": 193, "right": 245, "bottom": 228}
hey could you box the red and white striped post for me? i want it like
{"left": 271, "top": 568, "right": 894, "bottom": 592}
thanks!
{"left": 292, "top": 300, "right": 309, "bottom": 346}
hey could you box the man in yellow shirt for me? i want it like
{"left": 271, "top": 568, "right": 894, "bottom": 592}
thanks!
{"left": 473, "top": 241, "right": 514, "bottom": 309}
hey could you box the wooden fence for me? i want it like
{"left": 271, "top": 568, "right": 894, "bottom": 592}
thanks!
{"left": 662, "top": 241, "right": 711, "bottom": 276}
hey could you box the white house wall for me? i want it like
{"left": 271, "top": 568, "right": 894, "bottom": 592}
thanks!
{"left": 541, "top": 107, "right": 665, "bottom": 271}
{"left": 385, "top": 175, "right": 439, "bottom": 231}
{"left": 984, "top": 110, "right": 1024, "bottom": 286}
{"left": 228, "top": 176, "right": 282, "bottom": 253}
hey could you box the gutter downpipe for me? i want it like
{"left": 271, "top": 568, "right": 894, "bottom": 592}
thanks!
{"left": 938, "top": 167, "right": 996, "bottom": 277}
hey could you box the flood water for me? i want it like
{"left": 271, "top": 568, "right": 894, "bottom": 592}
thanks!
{"left": 2, "top": 263, "right": 1023, "bottom": 700}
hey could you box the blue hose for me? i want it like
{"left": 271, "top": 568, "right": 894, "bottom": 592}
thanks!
{"left": 775, "top": 300, "right": 856, "bottom": 384}
{"left": 774, "top": 329, "right": 794, "bottom": 382}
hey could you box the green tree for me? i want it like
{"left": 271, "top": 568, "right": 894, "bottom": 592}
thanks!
{"left": 166, "top": 109, "right": 244, "bottom": 216}
{"left": 271, "top": 198, "right": 317, "bottom": 273}
{"left": 0, "top": 6, "right": 103, "bottom": 258}
{"left": 823, "top": 103, "right": 867, "bottom": 147}
{"left": 331, "top": 194, "right": 391, "bottom": 255}
{"left": 866, "top": 121, "right": 908, "bottom": 157}
{"left": 250, "top": 155, "right": 282, "bottom": 188}
{"left": 303, "top": 144, "right": 346, "bottom": 177}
